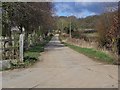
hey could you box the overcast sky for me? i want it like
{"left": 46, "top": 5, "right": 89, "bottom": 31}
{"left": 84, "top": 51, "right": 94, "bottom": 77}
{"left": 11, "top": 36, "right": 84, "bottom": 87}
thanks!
{"left": 52, "top": 2, "right": 118, "bottom": 18}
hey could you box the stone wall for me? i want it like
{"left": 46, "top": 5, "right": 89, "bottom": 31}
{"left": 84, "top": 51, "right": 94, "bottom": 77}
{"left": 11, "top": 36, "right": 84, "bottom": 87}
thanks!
{"left": 0, "top": 36, "right": 19, "bottom": 70}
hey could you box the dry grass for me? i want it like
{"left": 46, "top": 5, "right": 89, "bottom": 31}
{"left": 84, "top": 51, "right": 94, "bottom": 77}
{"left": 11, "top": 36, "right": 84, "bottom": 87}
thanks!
{"left": 60, "top": 35, "right": 117, "bottom": 63}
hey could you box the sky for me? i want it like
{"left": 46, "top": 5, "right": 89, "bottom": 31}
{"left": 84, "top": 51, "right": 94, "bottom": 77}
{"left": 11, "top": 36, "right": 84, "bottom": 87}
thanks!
{"left": 52, "top": 2, "right": 118, "bottom": 18}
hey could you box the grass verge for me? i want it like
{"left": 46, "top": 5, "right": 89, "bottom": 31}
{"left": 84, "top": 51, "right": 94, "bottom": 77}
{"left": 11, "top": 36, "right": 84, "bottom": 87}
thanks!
{"left": 10, "top": 35, "right": 53, "bottom": 69}
{"left": 64, "top": 42, "right": 114, "bottom": 64}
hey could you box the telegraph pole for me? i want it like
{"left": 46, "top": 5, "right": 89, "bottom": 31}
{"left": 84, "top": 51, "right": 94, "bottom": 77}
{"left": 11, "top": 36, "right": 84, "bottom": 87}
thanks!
{"left": 61, "top": 21, "right": 63, "bottom": 34}
{"left": 69, "top": 15, "right": 72, "bottom": 38}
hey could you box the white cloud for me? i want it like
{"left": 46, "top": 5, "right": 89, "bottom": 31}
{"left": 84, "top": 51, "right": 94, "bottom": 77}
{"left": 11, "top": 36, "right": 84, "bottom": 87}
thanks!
{"left": 53, "top": 2, "right": 118, "bottom": 18}
{"left": 68, "top": 10, "right": 97, "bottom": 18}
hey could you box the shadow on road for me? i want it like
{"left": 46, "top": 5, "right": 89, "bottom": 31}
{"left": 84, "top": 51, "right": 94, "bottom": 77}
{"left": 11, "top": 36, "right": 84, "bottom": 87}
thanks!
{"left": 45, "top": 35, "right": 65, "bottom": 51}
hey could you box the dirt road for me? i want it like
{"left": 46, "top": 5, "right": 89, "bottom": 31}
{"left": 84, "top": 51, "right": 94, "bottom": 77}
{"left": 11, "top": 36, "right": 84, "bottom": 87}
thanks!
{"left": 2, "top": 34, "right": 118, "bottom": 88}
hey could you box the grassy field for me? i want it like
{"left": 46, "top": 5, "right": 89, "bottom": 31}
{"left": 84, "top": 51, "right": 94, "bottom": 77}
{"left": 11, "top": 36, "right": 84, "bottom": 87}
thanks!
{"left": 64, "top": 43, "right": 114, "bottom": 64}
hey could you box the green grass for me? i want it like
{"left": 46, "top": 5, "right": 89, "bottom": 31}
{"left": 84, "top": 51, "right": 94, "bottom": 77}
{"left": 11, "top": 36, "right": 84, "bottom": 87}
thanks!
{"left": 24, "top": 44, "right": 44, "bottom": 59}
{"left": 64, "top": 43, "right": 114, "bottom": 64}
{"left": 24, "top": 35, "right": 52, "bottom": 60}
{"left": 10, "top": 35, "right": 53, "bottom": 69}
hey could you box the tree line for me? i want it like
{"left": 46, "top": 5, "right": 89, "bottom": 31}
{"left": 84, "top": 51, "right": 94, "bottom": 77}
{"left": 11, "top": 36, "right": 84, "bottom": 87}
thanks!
{"left": 1, "top": 2, "right": 120, "bottom": 63}
{"left": 2, "top": 2, "right": 55, "bottom": 50}
{"left": 56, "top": 10, "right": 120, "bottom": 62}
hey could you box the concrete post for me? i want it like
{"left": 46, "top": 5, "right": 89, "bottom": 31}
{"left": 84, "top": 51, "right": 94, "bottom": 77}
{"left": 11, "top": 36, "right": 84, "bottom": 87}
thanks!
{"left": 19, "top": 28, "right": 25, "bottom": 62}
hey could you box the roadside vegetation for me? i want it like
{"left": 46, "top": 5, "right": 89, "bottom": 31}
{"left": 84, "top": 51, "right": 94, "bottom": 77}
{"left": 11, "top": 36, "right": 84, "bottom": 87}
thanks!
{"left": 2, "top": 2, "right": 55, "bottom": 59}
{"left": 59, "top": 36, "right": 115, "bottom": 64}
{"left": 1, "top": 2, "right": 119, "bottom": 71}
{"left": 1, "top": 2, "right": 56, "bottom": 70}
{"left": 64, "top": 42, "right": 114, "bottom": 64}
{"left": 57, "top": 5, "right": 119, "bottom": 64}
{"left": 10, "top": 35, "right": 53, "bottom": 69}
